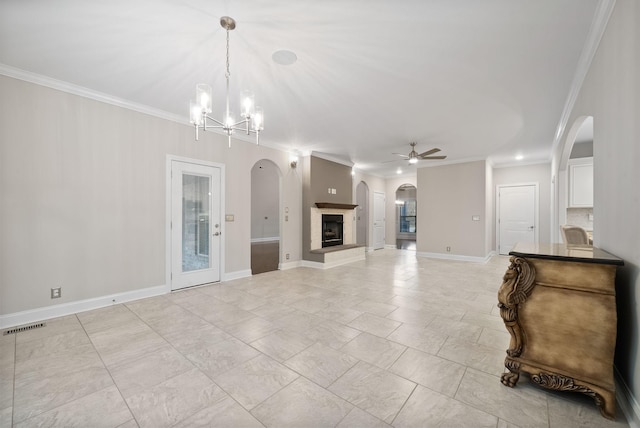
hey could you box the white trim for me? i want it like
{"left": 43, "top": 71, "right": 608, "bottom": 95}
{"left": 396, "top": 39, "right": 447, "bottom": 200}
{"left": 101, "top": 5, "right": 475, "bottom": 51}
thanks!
{"left": 416, "top": 251, "right": 494, "bottom": 264}
{"left": 310, "top": 151, "right": 354, "bottom": 167}
{"left": 496, "top": 183, "right": 539, "bottom": 255}
{"left": 250, "top": 237, "right": 280, "bottom": 243}
{"left": 300, "top": 253, "right": 365, "bottom": 270}
{"left": 0, "top": 63, "right": 287, "bottom": 152}
{"left": 0, "top": 284, "right": 168, "bottom": 329}
{"left": 222, "top": 269, "right": 252, "bottom": 282}
{"left": 616, "top": 368, "right": 640, "bottom": 428}
{"left": 550, "top": 0, "right": 616, "bottom": 155}
{"left": 366, "top": 246, "right": 375, "bottom": 252}
{"left": 0, "top": 63, "right": 186, "bottom": 126}
{"left": 166, "top": 155, "right": 226, "bottom": 291}
{"left": 279, "top": 261, "right": 301, "bottom": 271}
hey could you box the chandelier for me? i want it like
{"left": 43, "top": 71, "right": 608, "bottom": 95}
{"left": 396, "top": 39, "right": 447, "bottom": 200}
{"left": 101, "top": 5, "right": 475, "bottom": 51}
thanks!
{"left": 189, "top": 16, "right": 264, "bottom": 146}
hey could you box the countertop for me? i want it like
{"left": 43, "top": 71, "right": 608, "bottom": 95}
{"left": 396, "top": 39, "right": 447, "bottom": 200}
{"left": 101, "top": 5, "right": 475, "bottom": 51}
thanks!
{"left": 509, "top": 243, "right": 624, "bottom": 266}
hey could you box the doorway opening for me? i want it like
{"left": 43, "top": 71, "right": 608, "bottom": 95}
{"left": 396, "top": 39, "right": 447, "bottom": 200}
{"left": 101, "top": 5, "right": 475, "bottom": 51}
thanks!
{"left": 557, "top": 116, "right": 594, "bottom": 244}
{"left": 356, "top": 181, "right": 369, "bottom": 249}
{"left": 251, "top": 160, "right": 281, "bottom": 275}
{"left": 395, "top": 184, "right": 416, "bottom": 251}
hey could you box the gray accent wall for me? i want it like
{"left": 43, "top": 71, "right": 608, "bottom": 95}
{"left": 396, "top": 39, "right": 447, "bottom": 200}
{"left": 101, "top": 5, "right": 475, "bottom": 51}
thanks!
{"left": 301, "top": 155, "right": 353, "bottom": 261}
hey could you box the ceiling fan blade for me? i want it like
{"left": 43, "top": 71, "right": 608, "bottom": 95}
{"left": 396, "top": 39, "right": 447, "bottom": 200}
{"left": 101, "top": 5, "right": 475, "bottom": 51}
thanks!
{"left": 417, "top": 148, "right": 441, "bottom": 157}
{"left": 381, "top": 159, "right": 402, "bottom": 163}
{"left": 392, "top": 153, "right": 410, "bottom": 158}
{"left": 420, "top": 155, "right": 447, "bottom": 160}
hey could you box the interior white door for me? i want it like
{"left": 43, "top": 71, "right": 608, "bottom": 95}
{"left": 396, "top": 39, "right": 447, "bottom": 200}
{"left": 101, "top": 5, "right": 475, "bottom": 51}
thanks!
{"left": 171, "top": 160, "right": 221, "bottom": 290}
{"left": 373, "top": 191, "right": 385, "bottom": 250}
{"left": 498, "top": 184, "right": 537, "bottom": 255}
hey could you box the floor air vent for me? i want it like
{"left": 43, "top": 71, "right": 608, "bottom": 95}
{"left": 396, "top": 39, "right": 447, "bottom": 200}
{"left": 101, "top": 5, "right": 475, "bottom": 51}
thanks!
{"left": 3, "top": 322, "right": 46, "bottom": 335}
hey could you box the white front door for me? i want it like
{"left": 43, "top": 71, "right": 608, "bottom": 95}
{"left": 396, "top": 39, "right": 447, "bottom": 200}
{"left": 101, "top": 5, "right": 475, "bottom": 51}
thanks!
{"left": 497, "top": 184, "right": 537, "bottom": 255}
{"left": 373, "top": 191, "right": 385, "bottom": 250}
{"left": 171, "top": 160, "right": 222, "bottom": 290}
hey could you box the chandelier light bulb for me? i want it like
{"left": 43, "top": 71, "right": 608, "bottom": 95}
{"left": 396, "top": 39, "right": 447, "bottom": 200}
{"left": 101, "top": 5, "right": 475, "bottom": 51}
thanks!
{"left": 252, "top": 107, "right": 264, "bottom": 131}
{"left": 409, "top": 157, "right": 418, "bottom": 164}
{"left": 240, "top": 90, "right": 255, "bottom": 118}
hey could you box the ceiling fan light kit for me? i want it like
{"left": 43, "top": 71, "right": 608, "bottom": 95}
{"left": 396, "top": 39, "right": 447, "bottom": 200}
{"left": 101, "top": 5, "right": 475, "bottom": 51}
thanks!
{"left": 189, "top": 16, "right": 264, "bottom": 147}
{"left": 389, "top": 142, "right": 447, "bottom": 164}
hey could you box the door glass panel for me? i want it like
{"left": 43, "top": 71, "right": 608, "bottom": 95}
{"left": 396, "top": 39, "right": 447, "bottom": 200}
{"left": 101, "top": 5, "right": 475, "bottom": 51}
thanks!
{"left": 182, "top": 174, "right": 210, "bottom": 272}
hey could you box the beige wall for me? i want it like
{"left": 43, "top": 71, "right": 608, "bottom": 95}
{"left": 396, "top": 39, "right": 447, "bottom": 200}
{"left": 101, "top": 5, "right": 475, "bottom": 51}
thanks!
{"left": 552, "top": 0, "right": 639, "bottom": 418}
{"left": 0, "top": 75, "right": 302, "bottom": 316}
{"left": 416, "top": 160, "right": 489, "bottom": 258}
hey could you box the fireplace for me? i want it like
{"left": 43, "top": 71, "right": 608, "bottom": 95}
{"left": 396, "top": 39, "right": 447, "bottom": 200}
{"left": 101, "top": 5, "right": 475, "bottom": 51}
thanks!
{"left": 322, "top": 214, "right": 344, "bottom": 247}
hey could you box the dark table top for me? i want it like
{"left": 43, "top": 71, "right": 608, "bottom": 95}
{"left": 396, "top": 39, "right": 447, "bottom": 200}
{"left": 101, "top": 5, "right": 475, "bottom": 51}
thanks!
{"left": 509, "top": 243, "right": 624, "bottom": 266}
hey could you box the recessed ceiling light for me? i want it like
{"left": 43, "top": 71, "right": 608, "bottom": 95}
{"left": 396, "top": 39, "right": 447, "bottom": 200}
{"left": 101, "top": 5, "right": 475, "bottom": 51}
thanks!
{"left": 272, "top": 50, "right": 297, "bottom": 66}
{"left": 515, "top": 154, "right": 524, "bottom": 161}
{"left": 396, "top": 168, "right": 402, "bottom": 174}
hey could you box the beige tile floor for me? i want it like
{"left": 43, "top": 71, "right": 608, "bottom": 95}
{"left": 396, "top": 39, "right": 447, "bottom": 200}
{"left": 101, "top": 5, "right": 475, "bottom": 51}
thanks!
{"left": 1, "top": 249, "right": 630, "bottom": 427}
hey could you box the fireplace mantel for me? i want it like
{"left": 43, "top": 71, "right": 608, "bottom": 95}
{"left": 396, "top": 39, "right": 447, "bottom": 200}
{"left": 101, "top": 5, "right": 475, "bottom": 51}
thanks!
{"left": 315, "top": 202, "right": 358, "bottom": 210}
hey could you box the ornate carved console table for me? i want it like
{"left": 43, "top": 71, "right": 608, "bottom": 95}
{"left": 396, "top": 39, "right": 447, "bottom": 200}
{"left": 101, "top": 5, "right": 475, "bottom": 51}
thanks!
{"left": 498, "top": 243, "right": 623, "bottom": 419}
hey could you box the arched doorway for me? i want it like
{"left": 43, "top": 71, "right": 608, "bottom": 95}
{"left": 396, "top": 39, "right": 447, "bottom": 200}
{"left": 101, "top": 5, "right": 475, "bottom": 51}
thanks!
{"left": 557, "top": 116, "right": 594, "bottom": 243}
{"left": 356, "top": 181, "right": 369, "bottom": 248}
{"left": 395, "top": 184, "right": 417, "bottom": 250}
{"left": 251, "top": 160, "right": 281, "bottom": 274}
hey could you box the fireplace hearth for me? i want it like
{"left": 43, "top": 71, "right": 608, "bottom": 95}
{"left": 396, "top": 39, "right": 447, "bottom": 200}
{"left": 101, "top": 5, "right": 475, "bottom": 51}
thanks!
{"left": 322, "top": 214, "right": 344, "bottom": 247}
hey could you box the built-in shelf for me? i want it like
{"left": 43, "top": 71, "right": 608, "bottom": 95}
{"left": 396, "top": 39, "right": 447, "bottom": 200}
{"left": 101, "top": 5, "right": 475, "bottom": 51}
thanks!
{"left": 315, "top": 202, "right": 358, "bottom": 210}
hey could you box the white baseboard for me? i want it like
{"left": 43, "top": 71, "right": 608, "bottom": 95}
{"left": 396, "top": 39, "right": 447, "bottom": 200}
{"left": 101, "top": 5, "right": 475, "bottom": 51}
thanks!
{"left": 416, "top": 251, "right": 495, "bottom": 263}
{"left": 300, "top": 253, "right": 365, "bottom": 270}
{"left": 279, "top": 261, "right": 301, "bottom": 270}
{"left": 366, "top": 247, "right": 375, "bottom": 252}
{"left": 0, "top": 284, "right": 169, "bottom": 329}
{"left": 222, "top": 269, "right": 252, "bottom": 282}
{"left": 250, "top": 237, "right": 280, "bottom": 243}
{"left": 616, "top": 368, "right": 640, "bottom": 428}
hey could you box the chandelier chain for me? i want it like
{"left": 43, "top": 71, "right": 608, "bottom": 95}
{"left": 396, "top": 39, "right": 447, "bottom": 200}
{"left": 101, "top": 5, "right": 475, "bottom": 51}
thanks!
{"left": 225, "top": 26, "right": 230, "bottom": 122}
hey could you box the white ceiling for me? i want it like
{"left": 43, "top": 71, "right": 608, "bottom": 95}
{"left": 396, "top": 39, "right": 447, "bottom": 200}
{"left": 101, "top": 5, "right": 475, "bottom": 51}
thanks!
{"left": 0, "top": 0, "right": 600, "bottom": 176}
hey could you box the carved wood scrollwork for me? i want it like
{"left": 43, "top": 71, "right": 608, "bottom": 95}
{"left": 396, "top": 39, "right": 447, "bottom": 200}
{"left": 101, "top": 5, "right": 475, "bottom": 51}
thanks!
{"left": 501, "top": 360, "right": 521, "bottom": 387}
{"left": 497, "top": 256, "right": 536, "bottom": 357}
{"left": 531, "top": 373, "right": 603, "bottom": 407}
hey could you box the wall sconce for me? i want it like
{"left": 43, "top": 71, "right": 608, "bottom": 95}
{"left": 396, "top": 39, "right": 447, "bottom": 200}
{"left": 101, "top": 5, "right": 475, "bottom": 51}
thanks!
{"left": 289, "top": 155, "right": 298, "bottom": 169}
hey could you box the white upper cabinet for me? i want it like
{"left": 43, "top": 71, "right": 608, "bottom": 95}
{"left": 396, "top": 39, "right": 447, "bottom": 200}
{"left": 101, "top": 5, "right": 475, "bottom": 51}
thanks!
{"left": 568, "top": 157, "right": 593, "bottom": 207}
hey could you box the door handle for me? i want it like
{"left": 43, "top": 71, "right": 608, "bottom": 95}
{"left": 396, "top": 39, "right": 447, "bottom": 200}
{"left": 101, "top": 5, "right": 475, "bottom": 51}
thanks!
{"left": 213, "top": 232, "right": 221, "bottom": 236}
{"left": 528, "top": 226, "right": 535, "bottom": 230}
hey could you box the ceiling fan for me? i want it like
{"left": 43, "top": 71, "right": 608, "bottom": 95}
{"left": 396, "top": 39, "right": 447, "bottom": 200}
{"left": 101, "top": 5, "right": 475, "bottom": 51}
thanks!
{"left": 388, "top": 142, "right": 447, "bottom": 164}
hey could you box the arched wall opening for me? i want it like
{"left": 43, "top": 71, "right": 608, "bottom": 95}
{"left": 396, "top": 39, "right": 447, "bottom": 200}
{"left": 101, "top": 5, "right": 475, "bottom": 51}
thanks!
{"left": 250, "top": 159, "right": 282, "bottom": 274}
{"left": 395, "top": 183, "right": 417, "bottom": 250}
{"left": 556, "top": 116, "right": 594, "bottom": 243}
{"left": 356, "top": 181, "right": 370, "bottom": 248}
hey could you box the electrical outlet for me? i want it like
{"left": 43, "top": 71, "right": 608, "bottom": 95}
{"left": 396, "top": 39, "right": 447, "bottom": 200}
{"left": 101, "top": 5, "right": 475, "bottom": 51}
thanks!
{"left": 446, "top": 246, "right": 451, "bottom": 252}
{"left": 286, "top": 253, "right": 290, "bottom": 260}
{"left": 51, "top": 287, "right": 62, "bottom": 299}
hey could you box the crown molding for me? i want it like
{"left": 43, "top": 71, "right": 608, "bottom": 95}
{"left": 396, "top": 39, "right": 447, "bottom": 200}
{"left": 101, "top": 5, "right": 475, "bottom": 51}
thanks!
{"left": 0, "top": 63, "right": 187, "bottom": 125}
{"left": 310, "top": 151, "right": 354, "bottom": 167}
{"left": 550, "top": 0, "right": 616, "bottom": 154}
{"left": 0, "top": 63, "right": 287, "bottom": 152}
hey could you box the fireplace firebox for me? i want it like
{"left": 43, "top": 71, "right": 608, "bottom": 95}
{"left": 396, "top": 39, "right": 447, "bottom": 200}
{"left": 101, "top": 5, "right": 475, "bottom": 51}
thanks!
{"left": 322, "top": 214, "right": 344, "bottom": 247}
